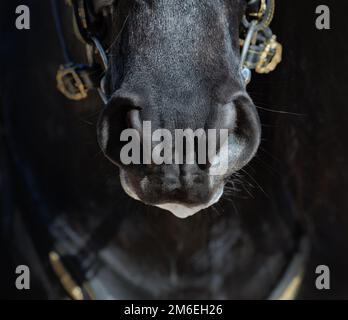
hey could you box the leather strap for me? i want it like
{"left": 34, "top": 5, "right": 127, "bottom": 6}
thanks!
{"left": 51, "top": 0, "right": 109, "bottom": 102}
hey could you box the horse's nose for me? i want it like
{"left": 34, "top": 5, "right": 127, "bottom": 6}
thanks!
{"left": 202, "top": 93, "right": 260, "bottom": 172}
{"left": 97, "top": 94, "right": 143, "bottom": 166}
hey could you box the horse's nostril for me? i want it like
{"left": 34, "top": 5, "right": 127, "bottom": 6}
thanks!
{"left": 97, "top": 93, "right": 144, "bottom": 165}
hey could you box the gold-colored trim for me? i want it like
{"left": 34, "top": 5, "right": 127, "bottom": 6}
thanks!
{"left": 263, "top": 0, "right": 275, "bottom": 29}
{"left": 77, "top": 0, "right": 88, "bottom": 30}
{"left": 277, "top": 271, "right": 305, "bottom": 300}
{"left": 49, "top": 251, "right": 84, "bottom": 300}
{"left": 56, "top": 65, "right": 88, "bottom": 101}
{"left": 249, "top": 0, "right": 267, "bottom": 19}
{"left": 268, "top": 237, "right": 309, "bottom": 300}
{"left": 255, "top": 36, "right": 283, "bottom": 74}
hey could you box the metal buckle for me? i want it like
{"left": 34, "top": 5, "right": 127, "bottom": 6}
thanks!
{"left": 56, "top": 64, "right": 89, "bottom": 101}
{"left": 256, "top": 36, "right": 282, "bottom": 74}
{"left": 239, "top": 0, "right": 281, "bottom": 83}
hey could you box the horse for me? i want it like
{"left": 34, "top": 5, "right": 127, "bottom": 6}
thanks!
{"left": 1, "top": 0, "right": 348, "bottom": 299}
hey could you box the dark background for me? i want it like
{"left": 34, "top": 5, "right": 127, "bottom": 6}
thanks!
{"left": 1, "top": 0, "right": 348, "bottom": 299}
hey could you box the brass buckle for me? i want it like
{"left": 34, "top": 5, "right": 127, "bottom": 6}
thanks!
{"left": 256, "top": 36, "right": 282, "bottom": 74}
{"left": 56, "top": 64, "right": 88, "bottom": 101}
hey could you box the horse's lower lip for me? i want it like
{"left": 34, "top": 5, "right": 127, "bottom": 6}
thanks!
{"left": 156, "top": 203, "right": 203, "bottom": 219}
{"left": 155, "top": 186, "right": 224, "bottom": 219}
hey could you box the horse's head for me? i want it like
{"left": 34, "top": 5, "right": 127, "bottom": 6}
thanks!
{"left": 97, "top": 0, "right": 261, "bottom": 218}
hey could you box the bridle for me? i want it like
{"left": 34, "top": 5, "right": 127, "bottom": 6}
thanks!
{"left": 240, "top": 0, "right": 282, "bottom": 84}
{"left": 52, "top": 0, "right": 113, "bottom": 103}
{"left": 52, "top": 0, "right": 282, "bottom": 103}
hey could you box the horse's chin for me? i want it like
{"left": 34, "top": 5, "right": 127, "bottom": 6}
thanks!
{"left": 119, "top": 170, "right": 224, "bottom": 219}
